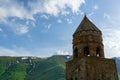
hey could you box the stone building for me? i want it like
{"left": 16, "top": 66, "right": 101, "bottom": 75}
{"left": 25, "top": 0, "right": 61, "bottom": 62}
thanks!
{"left": 66, "top": 15, "right": 118, "bottom": 80}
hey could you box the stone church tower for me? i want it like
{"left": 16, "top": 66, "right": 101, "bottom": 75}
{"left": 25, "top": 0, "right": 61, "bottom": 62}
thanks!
{"left": 66, "top": 15, "right": 118, "bottom": 80}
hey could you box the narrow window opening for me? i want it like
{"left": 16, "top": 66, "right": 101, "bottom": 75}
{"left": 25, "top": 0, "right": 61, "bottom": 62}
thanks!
{"left": 84, "top": 47, "right": 90, "bottom": 56}
{"left": 75, "top": 77, "right": 77, "bottom": 80}
{"left": 74, "top": 48, "right": 78, "bottom": 58}
{"left": 96, "top": 47, "right": 100, "bottom": 57}
{"left": 70, "top": 77, "right": 73, "bottom": 80}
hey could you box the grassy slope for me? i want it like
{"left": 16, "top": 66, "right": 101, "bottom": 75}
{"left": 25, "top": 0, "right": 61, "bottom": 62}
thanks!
{"left": 26, "top": 55, "right": 67, "bottom": 80}
{"left": 0, "top": 57, "right": 29, "bottom": 80}
{"left": 0, "top": 63, "right": 27, "bottom": 80}
{"left": 0, "top": 57, "right": 16, "bottom": 74}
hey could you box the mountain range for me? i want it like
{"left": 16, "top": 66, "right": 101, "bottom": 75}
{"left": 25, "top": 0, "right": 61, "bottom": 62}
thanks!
{"left": 0, "top": 55, "right": 119, "bottom": 80}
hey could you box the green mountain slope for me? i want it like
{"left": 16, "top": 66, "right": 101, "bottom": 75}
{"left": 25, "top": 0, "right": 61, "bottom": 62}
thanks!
{"left": 0, "top": 57, "right": 31, "bottom": 80}
{"left": 0, "top": 63, "right": 27, "bottom": 80}
{"left": 26, "top": 55, "right": 67, "bottom": 80}
{"left": 0, "top": 55, "right": 119, "bottom": 80}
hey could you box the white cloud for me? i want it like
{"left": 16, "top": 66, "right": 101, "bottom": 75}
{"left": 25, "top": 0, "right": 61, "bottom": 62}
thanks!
{"left": 66, "top": 18, "right": 73, "bottom": 24}
{"left": 0, "top": 0, "right": 85, "bottom": 19}
{"left": 100, "top": 12, "right": 120, "bottom": 58}
{"left": 93, "top": 5, "right": 99, "bottom": 10}
{"left": 0, "top": 0, "right": 33, "bottom": 35}
{"left": 0, "top": 0, "right": 33, "bottom": 20}
{"left": 103, "top": 13, "right": 110, "bottom": 20}
{"left": 54, "top": 50, "right": 69, "bottom": 55}
{"left": 28, "top": 0, "right": 85, "bottom": 16}
{"left": 57, "top": 19, "right": 62, "bottom": 23}
{"left": 88, "top": 12, "right": 94, "bottom": 16}
{"left": 0, "top": 28, "right": 3, "bottom": 32}
{"left": 18, "top": 25, "right": 29, "bottom": 34}
{"left": 29, "top": 45, "right": 72, "bottom": 57}
{"left": 13, "top": 24, "right": 29, "bottom": 35}
{"left": 47, "top": 24, "right": 51, "bottom": 29}
{"left": 0, "top": 46, "right": 33, "bottom": 56}
{"left": 3, "top": 19, "right": 29, "bottom": 35}
{"left": 61, "top": 11, "right": 70, "bottom": 15}
{"left": 88, "top": 4, "right": 99, "bottom": 17}
{"left": 41, "top": 15, "right": 49, "bottom": 19}
{"left": 0, "top": 0, "right": 85, "bottom": 35}
{"left": 44, "top": 24, "right": 51, "bottom": 30}
{"left": 103, "top": 28, "right": 120, "bottom": 58}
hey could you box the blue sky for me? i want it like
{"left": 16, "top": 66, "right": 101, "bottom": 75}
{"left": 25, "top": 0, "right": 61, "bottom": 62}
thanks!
{"left": 0, "top": 0, "right": 120, "bottom": 58}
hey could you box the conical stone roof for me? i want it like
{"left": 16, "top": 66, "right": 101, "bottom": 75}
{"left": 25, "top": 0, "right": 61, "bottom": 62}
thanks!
{"left": 74, "top": 15, "right": 101, "bottom": 35}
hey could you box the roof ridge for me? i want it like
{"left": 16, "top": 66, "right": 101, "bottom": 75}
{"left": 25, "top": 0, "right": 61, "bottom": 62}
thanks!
{"left": 74, "top": 16, "right": 101, "bottom": 35}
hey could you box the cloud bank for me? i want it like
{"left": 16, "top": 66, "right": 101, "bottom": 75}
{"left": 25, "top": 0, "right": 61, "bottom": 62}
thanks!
{"left": 0, "top": 0, "right": 85, "bottom": 34}
{"left": 0, "top": 46, "right": 33, "bottom": 56}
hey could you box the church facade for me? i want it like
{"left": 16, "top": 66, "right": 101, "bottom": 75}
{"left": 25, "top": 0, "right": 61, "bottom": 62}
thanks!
{"left": 66, "top": 16, "right": 118, "bottom": 80}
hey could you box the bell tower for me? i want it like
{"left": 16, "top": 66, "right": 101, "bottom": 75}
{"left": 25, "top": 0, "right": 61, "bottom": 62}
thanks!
{"left": 66, "top": 15, "right": 118, "bottom": 80}
{"left": 73, "top": 15, "right": 104, "bottom": 59}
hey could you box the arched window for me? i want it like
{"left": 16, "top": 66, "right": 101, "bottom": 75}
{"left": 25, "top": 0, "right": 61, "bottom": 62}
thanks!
{"left": 74, "top": 48, "right": 78, "bottom": 58}
{"left": 96, "top": 47, "right": 100, "bottom": 57}
{"left": 84, "top": 47, "right": 90, "bottom": 56}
